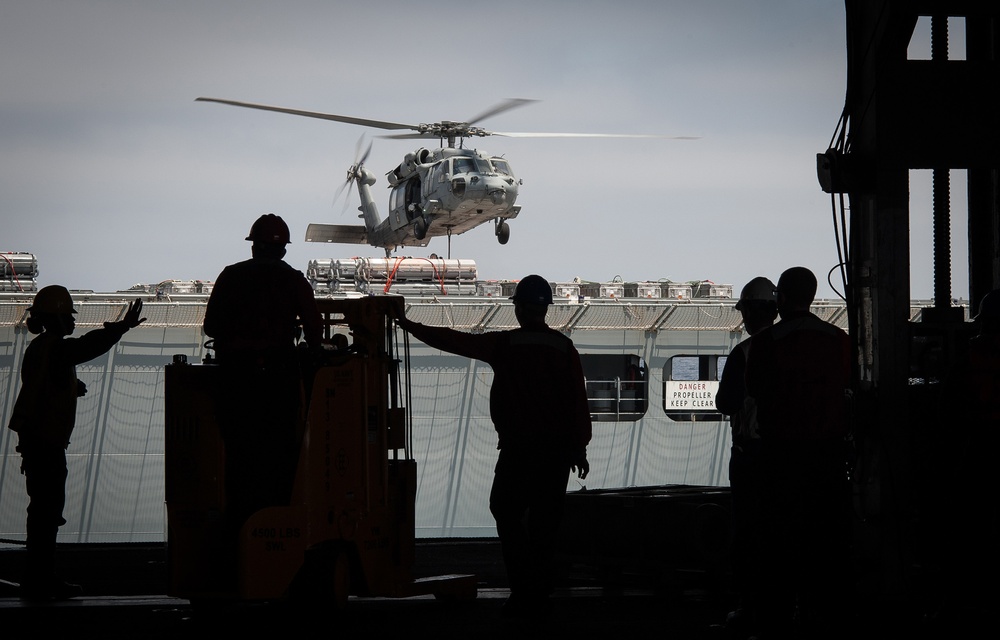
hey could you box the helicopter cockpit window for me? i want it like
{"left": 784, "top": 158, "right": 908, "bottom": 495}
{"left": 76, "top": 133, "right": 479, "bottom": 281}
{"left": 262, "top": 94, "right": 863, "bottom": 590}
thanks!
{"left": 452, "top": 158, "right": 476, "bottom": 174}
{"left": 491, "top": 159, "right": 512, "bottom": 176}
{"left": 473, "top": 157, "right": 492, "bottom": 173}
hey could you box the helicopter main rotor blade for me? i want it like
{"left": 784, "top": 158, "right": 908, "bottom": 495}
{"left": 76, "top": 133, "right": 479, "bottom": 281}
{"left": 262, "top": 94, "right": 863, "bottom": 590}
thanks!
{"left": 491, "top": 131, "right": 702, "bottom": 139}
{"left": 198, "top": 96, "right": 699, "bottom": 141}
{"left": 196, "top": 97, "right": 419, "bottom": 132}
{"left": 377, "top": 133, "right": 442, "bottom": 140}
{"left": 377, "top": 131, "right": 701, "bottom": 141}
{"left": 465, "top": 99, "right": 539, "bottom": 126}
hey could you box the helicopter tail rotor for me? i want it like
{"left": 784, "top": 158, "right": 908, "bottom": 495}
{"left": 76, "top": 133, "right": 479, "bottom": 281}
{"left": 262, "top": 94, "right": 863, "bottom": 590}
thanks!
{"left": 355, "top": 135, "right": 373, "bottom": 166}
{"left": 333, "top": 136, "right": 374, "bottom": 215}
{"left": 332, "top": 177, "right": 354, "bottom": 216}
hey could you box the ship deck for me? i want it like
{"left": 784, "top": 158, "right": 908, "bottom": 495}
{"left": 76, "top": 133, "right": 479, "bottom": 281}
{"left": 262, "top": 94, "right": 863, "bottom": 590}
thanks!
{"left": 0, "top": 540, "right": 983, "bottom": 639}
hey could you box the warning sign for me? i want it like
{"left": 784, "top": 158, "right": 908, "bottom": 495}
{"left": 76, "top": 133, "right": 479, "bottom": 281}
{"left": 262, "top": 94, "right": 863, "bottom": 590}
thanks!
{"left": 664, "top": 381, "right": 720, "bottom": 411}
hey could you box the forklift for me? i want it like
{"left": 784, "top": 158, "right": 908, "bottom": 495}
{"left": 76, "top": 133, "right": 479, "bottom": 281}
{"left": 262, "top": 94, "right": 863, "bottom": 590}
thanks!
{"left": 164, "top": 295, "right": 475, "bottom": 605}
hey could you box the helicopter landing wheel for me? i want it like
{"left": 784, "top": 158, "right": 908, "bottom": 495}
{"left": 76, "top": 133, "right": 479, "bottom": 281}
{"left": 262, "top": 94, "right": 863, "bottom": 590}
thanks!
{"left": 413, "top": 217, "right": 428, "bottom": 240}
{"left": 496, "top": 220, "right": 510, "bottom": 245}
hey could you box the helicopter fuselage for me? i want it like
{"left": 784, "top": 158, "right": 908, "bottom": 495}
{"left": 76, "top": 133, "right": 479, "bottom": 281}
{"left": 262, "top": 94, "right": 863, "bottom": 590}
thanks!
{"left": 306, "top": 147, "right": 521, "bottom": 254}
{"left": 384, "top": 146, "right": 520, "bottom": 237}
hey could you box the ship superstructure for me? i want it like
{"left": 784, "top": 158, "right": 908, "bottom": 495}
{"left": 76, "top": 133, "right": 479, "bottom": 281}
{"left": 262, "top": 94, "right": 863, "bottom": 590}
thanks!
{"left": 0, "top": 255, "right": 908, "bottom": 544}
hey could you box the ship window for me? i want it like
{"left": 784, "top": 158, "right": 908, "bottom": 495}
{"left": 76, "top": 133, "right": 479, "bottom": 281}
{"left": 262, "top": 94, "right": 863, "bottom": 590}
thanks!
{"left": 580, "top": 354, "right": 647, "bottom": 422}
{"left": 663, "top": 354, "right": 723, "bottom": 421}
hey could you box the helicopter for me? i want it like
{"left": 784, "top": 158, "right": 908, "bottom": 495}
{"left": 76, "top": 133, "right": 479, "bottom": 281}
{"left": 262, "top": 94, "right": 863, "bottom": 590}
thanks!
{"left": 197, "top": 97, "right": 697, "bottom": 256}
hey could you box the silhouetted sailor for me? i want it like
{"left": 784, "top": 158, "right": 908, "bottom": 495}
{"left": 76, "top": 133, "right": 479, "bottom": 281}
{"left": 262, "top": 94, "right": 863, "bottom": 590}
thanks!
{"left": 744, "top": 266, "right": 852, "bottom": 636}
{"left": 204, "top": 214, "right": 322, "bottom": 365}
{"left": 396, "top": 274, "right": 591, "bottom": 618}
{"left": 715, "top": 276, "right": 778, "bottom": 634}
{"left": 204, "top": 214, "right": 323, "bottom": 525}
{"left": 8, "top": 285, "right": 145, "bottom": 600}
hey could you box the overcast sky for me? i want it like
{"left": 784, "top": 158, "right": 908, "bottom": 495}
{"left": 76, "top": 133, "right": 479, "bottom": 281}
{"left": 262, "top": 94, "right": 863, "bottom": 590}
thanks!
{"left": 0, "top": 1, "right": 969, "bottom": 300}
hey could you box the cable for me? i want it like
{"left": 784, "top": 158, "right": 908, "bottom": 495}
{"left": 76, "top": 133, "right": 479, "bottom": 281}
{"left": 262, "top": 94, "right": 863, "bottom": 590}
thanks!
{"left": 829, "top": 193, "right": 849, "bottom": 302}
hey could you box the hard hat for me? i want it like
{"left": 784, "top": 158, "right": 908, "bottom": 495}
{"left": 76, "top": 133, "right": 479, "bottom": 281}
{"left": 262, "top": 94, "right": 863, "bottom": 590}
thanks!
{"left": 29, "top": 285, "right": 77, "bottom": 315}
{"left": 735, "top": 276, "right": 777, "bottom": 311}
{"left": 510, "top": 274, "right": 553, "bottom": 306}
{"left": 246, "top": 213, "right": 291, "bottom": 244}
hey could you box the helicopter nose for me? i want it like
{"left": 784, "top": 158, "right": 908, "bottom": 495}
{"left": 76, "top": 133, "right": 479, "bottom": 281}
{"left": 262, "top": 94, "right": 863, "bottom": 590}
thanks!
{"left": 484, "top": 176, "right": 514, "bottom": 205}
